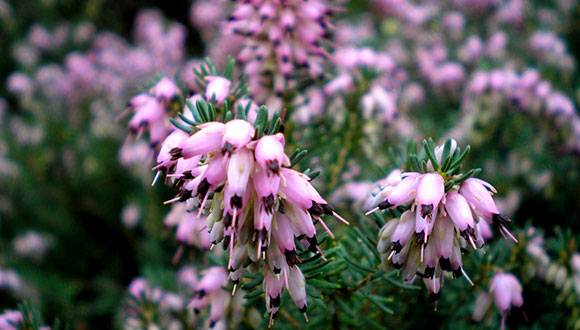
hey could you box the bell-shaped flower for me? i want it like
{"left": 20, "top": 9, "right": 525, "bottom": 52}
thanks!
{"left": 205, "top": 76, "right": 231, "bottom": 104}
{"left": 416, "top": 173, "right": 445, "bottom": 220}
{"left": 178, "top": 122, "right": 225, "bottom": 159}
{"left": 152, "top": 77, "right": 179, "bottom": 102}
{"left": 287, "top": 266, "right": 307, "bottom": 312}
{"left": 156, "top": 129, "right": 189, "bottom": 170}
{"left": 254, "top": 133, "right": 289, "bottom": 173}
{"left": 222, "top": 119, "right": 255, "bottom": 153}
{"left": 459, "top": 178, "right": 499, "bottom": 221}
{"left": 224, "top": 148, "right": 254, "bottom": 211}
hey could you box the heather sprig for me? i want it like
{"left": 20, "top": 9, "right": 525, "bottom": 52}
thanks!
{"left": 366, "top": 139, "right": 517, "bottom": 300}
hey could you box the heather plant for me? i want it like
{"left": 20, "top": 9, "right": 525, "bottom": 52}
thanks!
{"left": 0, "top": 0, "right": 579, "bottom": 329}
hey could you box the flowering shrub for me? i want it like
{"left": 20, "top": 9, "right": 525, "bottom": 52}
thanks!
{"left": 0, "top": 0, "right": 578, "bottom": 329}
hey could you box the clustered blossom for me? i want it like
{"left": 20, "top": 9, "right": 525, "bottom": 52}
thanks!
{"left": 124, "top": 77, "right": 179, "bottom": 148}
{"left": 316, "top": 46, "right": 404, "bottom": 125}
{"left": 473, "top": 272, "right": 523, "bottom": 329}
{"left": 360, "top": 0, "right": 579, "bottom": 154}
{"left": 124, "top": 267, "right": 240, "bottom": 329}
{"left": 157, "top": 120, "right": 346, "bottom": 323}
{"left": 187, "top": 267, "right": 232, "bottom": 328}
{"left": 462, "top": 67, "right": 580, "bottom": 152}
{"left": 226, "top": 0, "right": 334, "bottom": 103}
{"left": 149, "top": 86, "right": 347, "bottom": 322}
{"left": 6, "top": 9, "right": 188, "bottom": 143}
{"left": 367, "top": 140, "right": 514, "bottom": 299}
{"left": 164, "top": 203, "right": 211, "bottom": 255}
{"left": 124, "top": 277, "right": 186, "bottom": 329}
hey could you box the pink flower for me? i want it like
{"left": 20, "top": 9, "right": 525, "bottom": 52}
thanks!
{"left": 445, "top": 191, "right": 475, "bottom": 235}
{"left": 177, "top": 122, "right": 225, "bottom": 159}
{"left": 460, "top": 178, "right": 499, "bottom": 219}
{"left": 152, "top": 77, "right": 179, "bottom": 102}
{"left": 224, "top": 147, "right": 254, "bottom": 211}
{"left": 254, "top": 133, "right": 289, "bottom": 173}
{"left": 416, "top": 173, "right": 445, "bottom": 220}
{"left": 372, "top": 140, "right": 516, "bottom": 296}
{"left": 490, "top": 272, "right": 523, "bottom": 329}
{"left": 156, "top": 129, "right": 189, "bottom": 170}
{"left": 205, "top": 76, "right": 231, "bottom": 104}
{"left": 222, "top": 119, "right": 255, "bottom": 153}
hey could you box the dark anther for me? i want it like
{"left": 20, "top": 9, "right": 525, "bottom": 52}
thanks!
{"left": 428, "top": 292, "right": 440, "bottom": 303}
{"left": 278, "top": 200, "right": 286, "bottom": 214}
{"left": 273, "top": 267, "right": 281, "bottom": 274}
{"left": 222, "top": 235, "right": 231, "bottom": 250}
{"left": 391, "top": 241, "right": 403, "bottom": 253}
{"left": 169, "top": 147, "right": 183, "bottom": 160}
{"left": 285, "top": 250, "right": 301, "bottom": 267}
{"left": 420, "top": 204, "right": 434, "bottom": 218}
{"left": 231, "top": 195, "right": 243, "bottom": 209}
{"left": 452, "top": 268, "right": 462, "bottom": 278}
{"left": 321, "top": 204, "right": 334, "bottom": 215}
{"left": 392, "top": 262, "right": 403, "bottom": 269}
{"left": 267, "top": 160, "right": 280, "bottom": 173}
{"left": 264, "top": 194, "right": 276, "bottom": 212}
{"left": 197, "top": 179, "right": 210, "bottom": 197}
{"left": 424, "top": 266, "right": 435, "bottom": 279}
{"left": 308, "top": 202, "right": 324, "bottom": 217}
{"left": 224, "top": 213, "right": 233, "bottom": 228}
{"left": 415, "top": 232, "right": 425, "bottom": 245}
{"left": 307, "top": 236, "right": 318, "bottom": 252}
{"left": 460, "top": 227, "right": 477, "bottom": 244}
{"left": 209, "top": 320, "right": 217, "bottom": 328}
{"left": 197, "top": 289, "right": 206, "bottom": 298}
{"left": 270, "top": 295, "right": 281, "bottom": 308}
{"left": 181, "top": 170, "right": 194, "bottom": 180}
{"left": 492, "top": 213, "right": 510, "bottom": 226}
{"left": 179, "top": 190, "right": 192, "bottom": 202}
{"left": 222, "top": 142, "right": 235, "bottom": 154}
{"left": 378, "top": 200, "right": 393, "bottom": 210}
{"left": 299, "top": 305, "right": 307, "bottom": 313}
{"left": 439, "top": 257, "right": 452, "bottom": 272}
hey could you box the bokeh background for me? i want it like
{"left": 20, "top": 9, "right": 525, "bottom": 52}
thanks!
{"left": 0, "top": 0, "right": 579, "bottom": 329}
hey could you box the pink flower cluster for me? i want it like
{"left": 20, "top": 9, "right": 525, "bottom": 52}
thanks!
{"left": 463, "top": 68, "right": 580, "bottom": 152}
{"left": 368, "top": 140, "right": 513, "bottom": 298}
{"left": 126, "top": 266, "right": 240, "bottom": 329}
{"left": 125, "top": 77, "right": 179, "bottom": 148}
{"left": 164, "top": 203, "right": 211, "bottom": 253}
{"left": 186, "top": 267, "right": 232, "bottom": 328}
{"left": 6, "top": 10, "right": 188, "bottom": 136}
{"left": 226, "top": 0, "right": 334, "bottom": 102}
{"left": 152, "top": 103, "right": 346, "bottom": 322}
